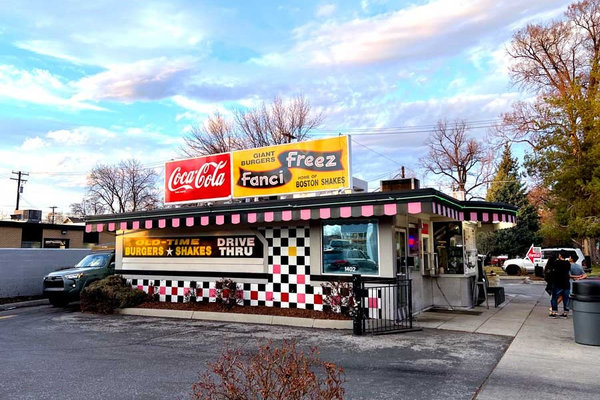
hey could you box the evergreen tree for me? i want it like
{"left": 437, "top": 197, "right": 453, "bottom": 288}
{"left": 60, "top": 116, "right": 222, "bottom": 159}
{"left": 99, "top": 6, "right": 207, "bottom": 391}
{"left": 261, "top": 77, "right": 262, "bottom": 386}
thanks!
{"left": 484, "top": 145, "right": 541, "bottom": 257}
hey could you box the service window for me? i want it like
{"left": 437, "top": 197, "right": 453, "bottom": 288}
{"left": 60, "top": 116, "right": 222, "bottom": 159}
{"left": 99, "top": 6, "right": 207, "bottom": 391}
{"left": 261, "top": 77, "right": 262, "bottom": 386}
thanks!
{"left": 322, "top": 220, "right": 379, "bottom": 275}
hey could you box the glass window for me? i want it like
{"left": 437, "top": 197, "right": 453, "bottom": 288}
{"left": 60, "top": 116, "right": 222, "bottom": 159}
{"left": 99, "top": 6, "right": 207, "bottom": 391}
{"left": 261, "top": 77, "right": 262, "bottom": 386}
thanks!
{"left": 323, "top": 220, "right": 379, "bottom": 275}
{"left": 434, "top": 222, "right": 464, "bottom": 274}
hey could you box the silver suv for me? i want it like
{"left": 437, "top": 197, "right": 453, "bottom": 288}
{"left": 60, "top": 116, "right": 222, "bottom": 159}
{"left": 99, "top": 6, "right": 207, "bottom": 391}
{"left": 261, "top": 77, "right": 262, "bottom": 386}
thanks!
{"left": 536, "top": 248, "right": 589, "bottom": 273}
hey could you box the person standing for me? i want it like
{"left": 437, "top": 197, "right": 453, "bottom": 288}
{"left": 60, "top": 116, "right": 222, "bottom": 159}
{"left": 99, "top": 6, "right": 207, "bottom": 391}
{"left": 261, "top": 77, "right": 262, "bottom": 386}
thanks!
{"left": 569, "top": 254, "right": 587, "bottom": 291}
{"left": 549, "top": 251, "right": 571, "bottom": 318}
{"left": 544, "top": 256, "right": 557, "bottom": 297}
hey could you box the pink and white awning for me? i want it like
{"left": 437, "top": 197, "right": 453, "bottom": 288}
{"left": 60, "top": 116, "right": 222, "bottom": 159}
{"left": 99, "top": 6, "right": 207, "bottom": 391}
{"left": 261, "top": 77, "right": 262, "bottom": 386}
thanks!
{"left": 85, "top": 196, "right": 517, "bottom": 233}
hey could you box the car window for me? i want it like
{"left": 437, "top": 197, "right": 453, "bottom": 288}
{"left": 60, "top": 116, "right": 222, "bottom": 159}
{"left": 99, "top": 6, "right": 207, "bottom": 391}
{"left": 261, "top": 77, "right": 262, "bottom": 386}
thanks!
{"left": 75, "top": 253, "right": 112, "bottom": 268}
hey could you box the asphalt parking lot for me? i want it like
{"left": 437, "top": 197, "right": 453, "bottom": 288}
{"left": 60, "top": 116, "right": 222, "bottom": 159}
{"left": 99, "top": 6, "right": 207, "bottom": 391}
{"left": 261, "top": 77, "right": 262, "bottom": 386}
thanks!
{"left": 0, "top": 303, "right": 511, "bottom": 400}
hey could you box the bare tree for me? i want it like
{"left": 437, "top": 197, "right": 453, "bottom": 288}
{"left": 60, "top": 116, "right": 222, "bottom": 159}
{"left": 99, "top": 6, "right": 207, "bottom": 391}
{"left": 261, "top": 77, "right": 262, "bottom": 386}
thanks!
{"left": 180, "top": 111, "right": 239, "bottom": 157}
{"left": 69, "top": 198, "right": 106, "bottom": 218}
{"left": 86, "top": 159, "right": 161, "bottom": 214}
{"left": 419, "top": 119, "right": 494, "bottom": 199}
{"left": 181, "top": 95, "right": 323, "bottom": 156}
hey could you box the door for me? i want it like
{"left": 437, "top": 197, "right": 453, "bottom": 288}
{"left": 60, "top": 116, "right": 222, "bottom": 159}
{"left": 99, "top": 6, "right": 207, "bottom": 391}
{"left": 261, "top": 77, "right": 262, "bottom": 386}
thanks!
{"left": 395, "top": 229, "right": 408, "bottom": 277}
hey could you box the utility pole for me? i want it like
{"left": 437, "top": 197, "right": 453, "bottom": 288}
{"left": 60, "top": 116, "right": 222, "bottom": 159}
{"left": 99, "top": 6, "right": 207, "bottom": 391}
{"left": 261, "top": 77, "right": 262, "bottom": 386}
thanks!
{"left": 50, "top": 206, "right": 57, "bottom": 224}
{"left": 10, "top": 171, "right": 28, "bottom": 211}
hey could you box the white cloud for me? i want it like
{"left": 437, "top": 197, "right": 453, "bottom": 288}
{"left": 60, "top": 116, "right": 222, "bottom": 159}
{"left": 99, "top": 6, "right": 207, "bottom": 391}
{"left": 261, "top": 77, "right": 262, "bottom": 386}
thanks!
{"left": 254, "top": 0, "right": 568, "bottom": 68}
{"left": 0, "top": 65, "right": 104, "bottom": 110}
{"left": 171, "top": 95, "right": 231, "bottom": 117}
{"left": 316, "top": 4, "right": 337, "bottom": 18}
{"left": 46, "top": 129, "right": 89, "bottom": 145}
{"left": 0, "top": 123, "right": 181, "bottom": 214}
{"left": 72, "top": 57, "right": 194, "bottom": 102}
{"left": 21, "top": 137, "right": 47, "bottom": 151}
{"left": 12, "top": 2, "right": 209, "bottom": 67}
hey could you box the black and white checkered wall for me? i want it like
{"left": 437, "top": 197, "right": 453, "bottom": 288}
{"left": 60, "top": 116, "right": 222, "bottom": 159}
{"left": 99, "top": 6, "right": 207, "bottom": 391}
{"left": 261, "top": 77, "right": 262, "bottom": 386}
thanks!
{"left": 128, "top": 226, "right": 325, "bottom": 310}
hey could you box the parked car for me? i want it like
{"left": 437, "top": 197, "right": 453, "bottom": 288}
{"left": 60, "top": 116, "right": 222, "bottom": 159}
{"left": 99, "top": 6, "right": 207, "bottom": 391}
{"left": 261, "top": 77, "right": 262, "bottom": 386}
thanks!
{"left": 501, "top": 257, "right": 533, "bottom": 276}
{"left": 536, "top": 248, "right": 589, "bottom": 273}
{"left": 324, "top": 248, "right": 377, "bottom": 273}
{"left": 501, "top": 247, "right": 589, "bottom": 275}
{"left": 329, "top": 239, "right": 353, "bottom": 248}
{"left": 42, "top": 244, "right": 115, "bottom": 306}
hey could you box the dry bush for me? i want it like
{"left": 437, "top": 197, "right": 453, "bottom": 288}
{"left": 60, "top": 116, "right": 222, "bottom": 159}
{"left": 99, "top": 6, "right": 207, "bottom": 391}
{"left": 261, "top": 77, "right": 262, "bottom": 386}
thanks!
{"left": 191, "top": 340, "right": 345, "bottom": 400}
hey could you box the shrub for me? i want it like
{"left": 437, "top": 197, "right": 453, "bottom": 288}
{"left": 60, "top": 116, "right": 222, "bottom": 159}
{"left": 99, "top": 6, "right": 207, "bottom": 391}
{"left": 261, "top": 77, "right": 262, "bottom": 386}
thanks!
{"left": 81, "top": 275, "right": 149, "bottom": 314}
{"left": 321, "top": 281, "right": 356, "bottom": 317}
{"left": 214, "top": 278, "right": 243, "bottom": 309}
{"left": 191, "top": 340, "right": 346, "bottom": 400}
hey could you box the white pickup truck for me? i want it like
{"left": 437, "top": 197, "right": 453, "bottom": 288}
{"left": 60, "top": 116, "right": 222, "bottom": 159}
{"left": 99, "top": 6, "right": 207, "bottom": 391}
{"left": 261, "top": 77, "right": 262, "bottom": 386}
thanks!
{"left": 501, "top": 257, "right": 535, "bottom": 276}
{"left": 501, "top": 247, "right": 587, "bottom": 276}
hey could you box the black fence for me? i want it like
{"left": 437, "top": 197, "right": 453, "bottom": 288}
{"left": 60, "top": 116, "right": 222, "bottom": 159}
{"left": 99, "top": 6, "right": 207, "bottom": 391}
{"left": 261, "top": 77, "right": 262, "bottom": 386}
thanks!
{"left": 353, "top": 275, "right": 421, "bottom": 335}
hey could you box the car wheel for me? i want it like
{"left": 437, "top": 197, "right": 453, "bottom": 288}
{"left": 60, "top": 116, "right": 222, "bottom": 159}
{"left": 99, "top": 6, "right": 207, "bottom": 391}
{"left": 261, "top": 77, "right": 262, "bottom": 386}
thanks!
{"left": 505, "top": 264, "right": 521, "bottom": 276}
{"left": 49, "top": 297, "right": 69, "bottom": 307}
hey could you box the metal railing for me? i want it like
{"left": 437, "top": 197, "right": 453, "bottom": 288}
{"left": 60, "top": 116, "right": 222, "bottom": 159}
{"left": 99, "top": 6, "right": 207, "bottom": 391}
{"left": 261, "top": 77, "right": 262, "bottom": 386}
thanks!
{"left": 353, "top": 275, "right": 420, "bottom": 335}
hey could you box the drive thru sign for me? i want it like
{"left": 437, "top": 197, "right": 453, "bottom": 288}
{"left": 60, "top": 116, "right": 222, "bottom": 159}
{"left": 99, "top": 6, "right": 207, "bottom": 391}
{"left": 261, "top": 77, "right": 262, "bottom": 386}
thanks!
{"left": 526, "top": 244, "right": 542, "bottom": 264}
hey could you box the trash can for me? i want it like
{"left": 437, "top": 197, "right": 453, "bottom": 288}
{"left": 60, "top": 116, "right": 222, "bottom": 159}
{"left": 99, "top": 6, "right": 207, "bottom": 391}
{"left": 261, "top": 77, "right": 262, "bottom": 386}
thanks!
{"left": 570, "top": 280, "right": 600, "bottom": 346}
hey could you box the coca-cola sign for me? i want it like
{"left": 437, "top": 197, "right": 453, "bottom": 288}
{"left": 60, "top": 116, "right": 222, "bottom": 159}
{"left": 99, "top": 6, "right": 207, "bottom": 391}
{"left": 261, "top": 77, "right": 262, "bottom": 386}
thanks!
{"left": 165, "top": 153, "right": 232, "bottom": 204}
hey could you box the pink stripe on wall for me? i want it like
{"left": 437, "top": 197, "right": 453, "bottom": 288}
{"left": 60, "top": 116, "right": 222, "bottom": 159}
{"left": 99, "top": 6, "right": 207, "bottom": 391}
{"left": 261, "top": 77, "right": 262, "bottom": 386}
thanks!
{"left": 248, "top": 213, "right": 257, "bottom": 223}
{"left": 186, "top": 217, "right": 194, "bottom": 227}
{"left": 85, "top": 225, "right": 92, "bottom": 233}
{"left": 96, "top": 223, "right": 104, "bottom": 232}
{"left": 108, "top": 223, "right": 115, "bottom": 232}
{"left": 320, "top": 208, "right": 331, "bottom": 219}
{"left": 216, "top": 215, "right": 225, "bottom": 225}
{"left": 502, "top": 214, "right": 506, "bottom": 222}
{"left": 264, "top": 212, "right": 274, "bottom": 222}
{"left": 158, "top": 219, "right": 166, "bottom": 228}
{"left": 145, "top": 220, "right": 153, "bottom": 229}
{"left": 300, "top": 209, "right": 311, "bottom": 220}
{"left": 201, "top": 216, "right": 209, "bottom": 226}
{"left": 361, "top": 205, "right": 374, "bottom": 217}
{"left": 231, "top": 214, "right": 240, "bottom": 224}
{"left": 132, "top": 221, "right": 140, "bottom": 230}
{"left": 459, "top": 212, "right": 464, "bottom": 221}
{"left": 493, "top": 213, "right": 499, "bottom": 222}
{"left": 120, "top": 222, "right": 127, "bottom": 230}
{"left": 470, "top": 212, "right": 477, "bottom": 221}
{"left": 408, "top": 202, "right": 421, "bottom": 214}
{"left": 384, "top": 203, "right": 397, "bottom": 215}
{"left": 483, "top": 213, "right": 489, "bottom": 222}
{"left": 340, "top": 207, "right": 352, "bottom": 218}
{"left": 172, "top": 218, "right": 179, "bottom": 228}
{"left": 282, "top": 210, "right": 292, "bottom": 221}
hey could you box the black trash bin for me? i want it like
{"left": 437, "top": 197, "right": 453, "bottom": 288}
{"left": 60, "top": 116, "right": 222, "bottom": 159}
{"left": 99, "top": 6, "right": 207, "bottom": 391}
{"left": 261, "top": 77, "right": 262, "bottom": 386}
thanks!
{"left": 570, "top": 280, "right": 600, "bottom": 346}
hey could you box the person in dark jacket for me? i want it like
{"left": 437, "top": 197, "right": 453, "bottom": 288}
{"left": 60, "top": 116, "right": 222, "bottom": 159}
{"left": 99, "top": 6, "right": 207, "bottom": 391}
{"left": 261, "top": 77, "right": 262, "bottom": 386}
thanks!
{"left": 549, "top": 251, "right": 572, "bottom": 318}
{"left": 544, "top": 256, "right": 557, "bottom": 296}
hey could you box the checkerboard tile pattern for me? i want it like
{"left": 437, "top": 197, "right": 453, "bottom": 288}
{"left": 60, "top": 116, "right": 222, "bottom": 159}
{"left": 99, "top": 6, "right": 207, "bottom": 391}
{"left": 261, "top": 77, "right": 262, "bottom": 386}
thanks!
{"left": 127, "top": 226, "right": 324, "bottom": 310}
{"left": 365, "top": 287, "right": 383, "bottom": 319}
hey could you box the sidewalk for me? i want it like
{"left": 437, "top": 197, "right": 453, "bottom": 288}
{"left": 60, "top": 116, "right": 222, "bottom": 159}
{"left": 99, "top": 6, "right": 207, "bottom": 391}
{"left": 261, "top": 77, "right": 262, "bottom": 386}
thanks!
{"left": 416, "top": 281, "right": 600, "bottom": 400}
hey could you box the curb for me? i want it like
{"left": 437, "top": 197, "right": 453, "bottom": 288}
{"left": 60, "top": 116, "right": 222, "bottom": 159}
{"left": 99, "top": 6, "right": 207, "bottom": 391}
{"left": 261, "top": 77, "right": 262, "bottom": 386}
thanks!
{"left": 0, "top": 299, "right": 49, "bottom": 311}
{"left": 119, "top": 308, "right": 353, "bottom": 330}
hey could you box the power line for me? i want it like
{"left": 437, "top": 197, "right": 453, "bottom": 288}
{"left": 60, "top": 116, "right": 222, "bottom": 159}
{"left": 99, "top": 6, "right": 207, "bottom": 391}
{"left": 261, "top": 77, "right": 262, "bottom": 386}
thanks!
{"left": 351, "top": 138, "right": 403, "bottom": 167}
{"left": 11, "top": 118, "right": 505, "bottom": 177}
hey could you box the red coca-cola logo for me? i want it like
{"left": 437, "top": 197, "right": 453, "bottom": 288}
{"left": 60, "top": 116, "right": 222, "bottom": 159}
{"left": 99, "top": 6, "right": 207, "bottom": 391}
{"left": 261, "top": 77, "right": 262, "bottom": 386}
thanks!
{"left": 165, "top": 153, "right": 232, "bottom": 204}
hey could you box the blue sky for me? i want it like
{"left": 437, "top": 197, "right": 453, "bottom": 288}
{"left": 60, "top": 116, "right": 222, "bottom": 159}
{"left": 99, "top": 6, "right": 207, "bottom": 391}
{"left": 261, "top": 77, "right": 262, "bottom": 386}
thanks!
{"left": 0, "top": 0, "right": 569, "bottom": 217}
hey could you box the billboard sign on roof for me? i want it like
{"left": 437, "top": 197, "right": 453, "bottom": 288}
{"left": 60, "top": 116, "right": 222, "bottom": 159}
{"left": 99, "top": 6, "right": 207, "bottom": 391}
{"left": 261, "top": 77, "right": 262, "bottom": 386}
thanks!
{"left": 232, "top": 136, "right": 351, "bottom": 198}
{"left": 164, "top": 153, "right": 232, "bottom": 205}
{"left": 165, "top": 136, "right": 351, "bottom": 204}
